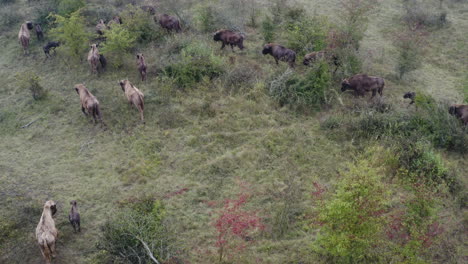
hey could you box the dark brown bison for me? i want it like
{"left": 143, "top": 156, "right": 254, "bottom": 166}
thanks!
{"left": 262, "top": 43, "right": 296, "bottom": 68}
{"left": 341, "top": 74, "right": 385, "bottom": 98}
{"left": 74, "top": 84, "right": 103, "bottom": 124}
{"left": 43, "top": 41, "right": 60, "bottom": 58}
{"left": 35, "top": 23, "right": 44, "bottom": 41}
{"left": 213, "top": 29, "right": 245, "bottom": 51}
{"left": 156, "top": 14, "right": 181, "bottom": 33}
{"left": 303, "top": 51, "right": 326, "bottom": 65}
{"left": 69, "top": 201, "right": 81, "bottom": 233}
{"left": 18, "top": 21, "right": 33, "bottom": 55}
{"left": 449, "top": 104, "right": 468, "bottom": 125}
{"left": 403, "top": 92, "right": 416, "bottom": 105}
{"left": 136, "top": 53, "right": 147, "bottom": 81}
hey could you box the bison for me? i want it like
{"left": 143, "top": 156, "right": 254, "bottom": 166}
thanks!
{"left": 99, "top": 54, "right": 107, "bottom": 72}
{"left": 262, "top": 43, "right": 296, "bottom": 68}
{"left": 156, "top": 14, "right": 181, "bottom": 33}
{"left": 118, "top": 79, "right": 145, "bottom": 123}
{"left": 18, "top": 21, "right": 33, "bottom": 55}
{"left": 43, "top": 41, "right": 60, "bottom": 58}
{"left": 87, "top": 44, "right": 100, "bottom": 74}
{"left": 69, "top": 200, "right": 81, "bottom": 233}
{"left": 74, "top": 84, "right": 103, "bottom": 124}
{"left": 303, "top": 51, "right": 326, "bottom": 65}
{"left": 136, "top": 53, "right": 147, "bottom": 81}
{"left": 107, "top": 16, "right": 122, "bottom": 28}
{"left": 403, "top": 92, "right": 416, "bottom": 105}
{"left": 36, "top": 200, "right": 58, "bottom": 264}
{"left": 341, "top": 74, "right": 385, "bottom": 98}
{"left": 35, "top": 23, "right": 44, "bottom": 41}
{"left": 96, "top": 19, "right": 108, "bottom": 35}
{"left": 213, "top": 29, "right": 245, "bottom": 51}
{"left": 449, "top": 104, "right": 468, "bottom": 125}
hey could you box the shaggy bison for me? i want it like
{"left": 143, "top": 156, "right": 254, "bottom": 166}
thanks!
{"left": 303, "top": 51, "right": 326, "bottom": 65}
{"left": 43, "top": 41, "right": 60, "bottom": 58}
{"left": 136, "top": 53, "right": 147, "bottom": 81}
{"left": 87, "top": 44, "right": 100, "bottom": 74}
{"left": 118, "top": 79, "right": 145, "bottom": 123}
{"left": 107, "top": 16, "right": 122, "bottom": 28}
{"left": 213, "top": 29, "right": 245, "bottom": 51}
{"left": 156, "top": 14, "right": 181, "bottom": 33}
{"left": 403, "top": 92, "right": 416, "bottom": 105}
{"left": 449, "top": 104, "right": 468, "bottom": 125}
{"left": 74, "top": 84, "right": 103, "bottom": 124}
{"left": 36, "top": 200, "right": 58, "bottom": 264}
{"left": 18, "top": 21, "right": 33, "bottom": 55}
{"left": 96, "top": 19, "right": 108, "bottom": 35}
{"left": 341, "top": 74, "right": 385, "bottom": 98}
{"left": 262, "top": 43, "right": 296, "bottom": 68}
{"left": 69, "top": 200, "right": 81, "bottom": 233}
{"left": 35, "top": 23, "right": 44, "bottom": 41}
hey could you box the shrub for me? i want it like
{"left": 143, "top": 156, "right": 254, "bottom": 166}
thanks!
{"left": 224, "top": 63, "right": 259, "bottom": 93}
{"left": 49, "top": 9, "right": 91, "bottom": 60}
{"left": 269, "top": 60, "right": 332, "bottom": 110}
{"left": 164, "top": 41, "right": 225, "bottom": 88}
{"left": 339, "top": 0, "right": 378, "bottom": 50}
{"left": 193, "top": 1, "right": 220, "bottom": 33}
{"left": 15, "top": 71, "right": 47, "bottom": 100}
{"left": 100, "top": 24, "right": 136, "bottom": 68}
{"left": 261, "top": 15, "right": 275, "bottom": 43}
{"left": 97, "top": 198, "right": 176, "bottom": 263}
{"left": 34, "top": 3, "right": 57, "bottom": 31}
{"left": 120, "top": 4, "right": 161, "bottom": 43}
{"left": 285, "top": 15, "right": 329, "bottom": 56}
{"left": 56, "top": 0, "right": 85, "bottom": 16}
{"left": 314, "top": 159, "right": 389, "bottom": 263}
{"left": 394, "top": 30, "right": 427, "bottom": 79}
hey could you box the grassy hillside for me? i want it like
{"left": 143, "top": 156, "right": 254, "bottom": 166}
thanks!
{"left": 0, "top": 0, "right": 467, "bottom": 263}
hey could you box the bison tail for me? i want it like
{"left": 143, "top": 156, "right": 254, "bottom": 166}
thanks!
{"left": 41, "top": 239, "right": 52, "bottom": 263}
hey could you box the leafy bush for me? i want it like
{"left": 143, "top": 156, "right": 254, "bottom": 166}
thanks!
{"left": 120, "top": 4, "right": 161, "bottom": 43}
{"left": 97, "top": 198, "right": 176, "bottom": 263}
{"left": 394, "top": 30, "right": 426, "bottom": 79}
{"left": 56, "top": 0, "right": 85, "bottom": 16}
{"left": 285, "top": 15, "right": 329, "bottom": 56}
{"left": 269, "top": 61, "right": 331, "bottom": 110}
{"left": 164, "top": 41, "right": 225, "bottom": 88}
{"left": 33, "top": 3, "right": 57, "bottom": 31}
{"left": 49, "top": 9, "right": 90, "bottom": 60}
{"left": 15, "top": 71, "right": 48, "bottom": 100}
{"left": 193, "top": 1, "right": 220, "bottom": 32}
{"left": 100, "top": 24, "right": 136, "bottom": 67}
{"left": 224, "top": 63, "right": 260, "bottom": 93}
{"left": 314, "top": 159, "right": 389, "bottom": 263}
{"left": 261, "top": 15, "right": 275, "bottom": 43}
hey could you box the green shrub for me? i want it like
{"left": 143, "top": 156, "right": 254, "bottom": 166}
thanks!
{"left": 49, "top": 9, "right": 91, "bottom": 60}
{"left": 314, "top": 159, "right": 389, "bottom": 263}
{"left": 261, "top": 15, "right": 275, "bottom": 43}
{"left": 97, "top": 199, "right": 176, "bottom": 263}
{"left": 395, "top": 31, "right": 426, "bottom": 79}
{"left": 15, "top": 71, "right": 48, "bottom": 100}
{"left": 285, "top": 15, "right": 329, "bottom": 56}
{"left": 100, "top": 24, "right": 136, "bottom": 67}
{"left": 269, "top": 60, "right": 331, "bottom": 110}
{"left": 120, "top": 4, "right": 161, "bottom": 43}
{"left": 56, "top": 0, "right": 85, "bottom": 16}
{"left": 224, "top": 63, "right": 259, "bottom": 93}
{"left": 34, "top": 3, "right": 57, "bottom": 31}
{"left": 164, "top": 41, "right": 225, "bottom": 88}
{"left": 193, "top": 1, "right": 219, "bottom": 33}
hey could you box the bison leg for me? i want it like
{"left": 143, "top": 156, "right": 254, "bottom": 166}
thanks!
{"left": 371, "top": 89, "right": 377, "bottom": 98}
{"left": 221, "top": 43, "right": 226, "bottom": 50}
{"left": 81, "top": 106, "right": 88, "bottom": 116}
{"left": 275, "top": 58, "right": 279, "bottom": 65}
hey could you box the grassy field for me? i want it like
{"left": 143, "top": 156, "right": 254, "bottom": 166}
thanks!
{"left": 0, "top": 0, "right": 467, "bottom": 263}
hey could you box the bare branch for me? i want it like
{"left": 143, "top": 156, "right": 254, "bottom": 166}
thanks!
{"left": 136, "top": 237, "right": 161, "bottom": 264}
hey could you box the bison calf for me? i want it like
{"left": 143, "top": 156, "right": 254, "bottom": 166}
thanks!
{"left": 449, "top": 104, "right": 468, "bottom": 125}
{"left": 403, "top": 92, "right": 416, "bottom": 105}
{"left": 136, "top": 53, "right": 147, "bottom": 81}
{"left": 96, "top": 19, "right": 108, "bottom": 35}
{"left": 43, "top": 41, "right": 60, "bottom": 58}
{"left": 119, "top": 79, "right": 145, "bottom": 123}
{"left": 99, "top": 54, "right": 107, "bottom": 72}
{"left": 35, "top": 23, "right": 44, "bottom": 41}
{"left": 341, "top": 74, "right": 385, "bottom": 98}
{"left": 262, "top": 43, "right": 296, "bottom": 68}
{"left": 213, "top": 29, "right": 245, "bottom": 51}
{"left": 74, "top": 84, "right": 103, "bottom": 124}
{"left": 303, "top": 51, "right": 326, "bottom": 65}
{"left": 69, "top": 201, "right": 81, "bottom": 233}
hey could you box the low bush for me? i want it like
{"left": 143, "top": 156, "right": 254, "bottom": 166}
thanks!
{"left": 285, "top": 15, "right": 329, "bottom": 56}
{"left": 97, "top": 198, "right": 177, "bottom": 263}
{"left": 261, "top": 15, "right": 275, "bottom": 43}
{"left": 15, "top": 71, "right": 48, "bottom": 100}
{"left": 223, "top": 63, "right": 260, "bottom": 93}
{"left": 164, "top": 41, "right": 225, "bottom": 88}
{"left": 120, "top": 4, "right": 161, "bottom": 43}
{"left": 100, "top": 24, "right": 136, "bottom": 68}
{"left": 34, "top": 3, "right": 57, "bottom": 31}
{"left": 193, "top": 1, "right": 220, "bottom": 33}
{"left": 394, "top": 30, "right": 426, "bottom": 79}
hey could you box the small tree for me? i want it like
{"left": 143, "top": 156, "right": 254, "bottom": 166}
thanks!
{"left": 261, "top": 15, "right": 275, "bottom": 43}
{"left": 120, "top": 4, "right": 160, "bottom": 43}
{"left": 394, "top": 29, "right": 426, "bottom": 79}
{"left": 285, "top": 15, "right": 329, "bottom": 56}
{"left": 100, "top": 24, "right": 136, "bottom": 68}
{"left": 49, "top": 9, "right": 90, "bottom": 61}
{"left": 15, "top": 71, "right": 47, "bottom": 100}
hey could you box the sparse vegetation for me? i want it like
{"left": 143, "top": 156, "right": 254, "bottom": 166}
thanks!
{"left": 101, "top": 24, "right": 136, "bottom": 67}
{"left": 15, "top": 71, "right": 47, "bottom": 100}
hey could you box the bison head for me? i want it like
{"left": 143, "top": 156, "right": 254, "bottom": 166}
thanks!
{"left": 213, "top": 31, "right": 222, "bottom": 41}
{"left": 44, "top": 200, "right": 57, "bottom": 216}
{"left": 262, "top": 44, "right": 273, "bottom": 55}
{"left": 119, "top": 80, "right": 126, "bottom": 91}
{"left": 448, "top": 105, "right": 457, "bottom": 116}
{"left": 70, "top": 200, "right": 77, "bottom": 207}
{"left": 403, "top": 92, "right": 414, "bottom": 99}
{"left": 303, "top": 58, "right": 310, "bottom": 66}
{"left": 341, "top": 79, "right": 351, "bottom": 92}
{"left": 26, "top": 21, "right": 33, "bottom": 30}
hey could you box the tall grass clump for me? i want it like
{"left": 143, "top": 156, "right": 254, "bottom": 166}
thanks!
{"left": 97, "top": 198, "right": 177, "bottom": 263}
{"left": 164, "top": 41, "right": 225, "bottom": 88}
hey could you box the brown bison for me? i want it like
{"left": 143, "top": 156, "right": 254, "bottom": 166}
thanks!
{"left": 119, "top": 79, "right": 145, "bottom": 123}
{"left": 341, "top": 74, "right": 385, "bottom": 98}
{"left": 213, "top": 29, "right": 245, "bottom": 51}
{"left": 18, "top": 21, "right": 33, "bottom": 55}
{"left": 35, "top": 23, "right": 44, "bottom": 41}
{"left": 403, "top": 92, "right": 416, "bottom": 105}
{"left": 96, "top": 19, "right": 108, "bottom": 35}
{"left": 107, "top": 16, "right": 122, "bottom": 28}
{"left": 36, "top": 200, "right": 58, "bottom": 264}
{"left": 69, "top": 200, "right": 81, "bottom": 233}
{"left": 136, "top": 53, "right": 147, "bottom": 81}
{"left": 449, "top": 104, "right": 468, "bottom": 125}
{"left": 74, "top": 84, "right": 103, "bottom": 124}
{"left": 303, "top": 51, "right": 326, "bottom": 65}
{"left": 87, "top": 44, "right": 100, "bottom": 74}
{"left": 156, "top": 14, "right": 181, "bottom": 33}
{"left": 262, "top": 43, "right": 296, "bottom": 68}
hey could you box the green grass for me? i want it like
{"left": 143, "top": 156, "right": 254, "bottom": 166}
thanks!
{"left": 0, "top": 0, "right": 467, "bottom": 263}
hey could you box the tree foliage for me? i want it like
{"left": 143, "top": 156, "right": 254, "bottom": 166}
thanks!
{"left": 100, "top": 24, "right": 136, "bottom": 67}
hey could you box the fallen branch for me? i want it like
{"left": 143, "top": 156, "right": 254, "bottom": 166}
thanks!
{"left": 136, "top": 237, "right": 161, "bottom": 264}
{"left": 21, "top": 118, "right": 41, "bottom": 129}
